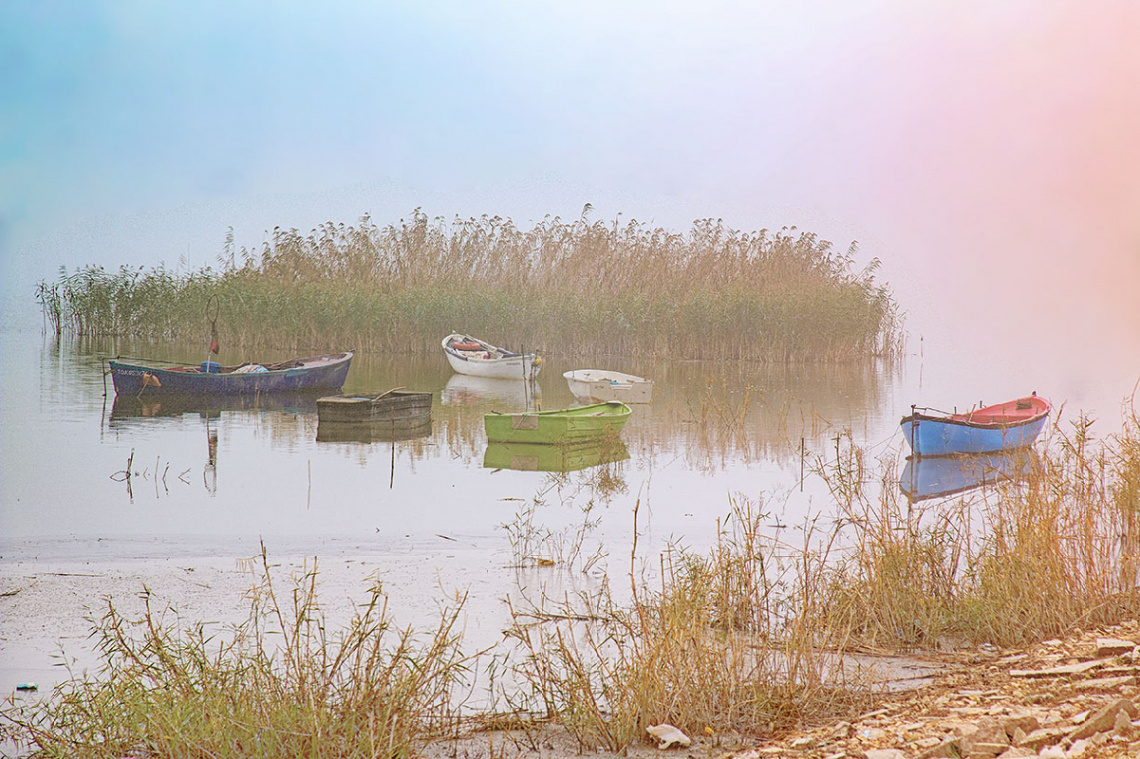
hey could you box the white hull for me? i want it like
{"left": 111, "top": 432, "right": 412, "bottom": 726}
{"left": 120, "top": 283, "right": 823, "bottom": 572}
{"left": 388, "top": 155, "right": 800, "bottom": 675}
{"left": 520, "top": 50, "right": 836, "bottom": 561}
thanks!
{"left": 442, "top": 333, "right": 542, "bottom": 380}
{"left": 563, "top": 369, "right": 653, "bottom": 404}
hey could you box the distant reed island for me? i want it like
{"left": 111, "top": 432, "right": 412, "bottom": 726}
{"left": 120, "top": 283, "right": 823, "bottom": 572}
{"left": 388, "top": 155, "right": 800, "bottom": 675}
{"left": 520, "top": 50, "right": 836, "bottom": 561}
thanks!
{"left": 36, "top": 208, "right": 902, "bottom": 361}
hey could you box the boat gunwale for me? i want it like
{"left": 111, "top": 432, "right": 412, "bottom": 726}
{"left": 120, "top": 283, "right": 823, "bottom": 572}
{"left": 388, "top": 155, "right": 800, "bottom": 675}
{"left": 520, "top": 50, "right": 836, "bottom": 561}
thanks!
{"left": 441, "top": 333, "right": 533, "bottom": 362}
{"left": 109, "top": 351, "right": 354, "bottom": 377}
{"left": 485, "top": 401, "right": 631, "bottom": 420}
{"left": 900, "top": 396, "right": 1051, "bottom": 431}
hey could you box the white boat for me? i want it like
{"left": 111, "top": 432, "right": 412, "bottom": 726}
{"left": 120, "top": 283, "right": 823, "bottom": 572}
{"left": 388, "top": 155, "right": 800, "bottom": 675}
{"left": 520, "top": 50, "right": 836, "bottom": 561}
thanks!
{"left": 563, "top": 369, "right": 654, "bottom": 404}
{"left": 441, "top": 333, "right": 542, "bottom": 380}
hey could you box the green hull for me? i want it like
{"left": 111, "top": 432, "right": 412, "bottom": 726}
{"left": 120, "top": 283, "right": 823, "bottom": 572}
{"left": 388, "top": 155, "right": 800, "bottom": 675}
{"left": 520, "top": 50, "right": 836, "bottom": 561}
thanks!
{"left": 483, "top": 439, "right": 630, "bottom": 472}
{"left": 483, "top": 401, "right": 632, "bottom": 444}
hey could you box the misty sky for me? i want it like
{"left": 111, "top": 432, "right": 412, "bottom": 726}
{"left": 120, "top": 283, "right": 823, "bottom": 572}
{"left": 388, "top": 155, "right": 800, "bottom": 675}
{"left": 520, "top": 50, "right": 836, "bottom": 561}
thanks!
{"left": 3, "top": 1, "right": 1139, "bottom": 354}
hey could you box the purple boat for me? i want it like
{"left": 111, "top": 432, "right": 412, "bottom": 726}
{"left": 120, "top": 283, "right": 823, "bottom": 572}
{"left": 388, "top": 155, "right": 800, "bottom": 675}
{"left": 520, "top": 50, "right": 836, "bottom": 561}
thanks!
{"left": 108, "top": 351, "right": 353, "bottom": 396}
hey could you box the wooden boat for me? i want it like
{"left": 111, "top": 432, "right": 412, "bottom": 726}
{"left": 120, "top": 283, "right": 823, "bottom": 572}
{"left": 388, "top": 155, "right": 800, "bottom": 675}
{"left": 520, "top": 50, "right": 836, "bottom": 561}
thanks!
{"left": 441, "top": 333, "right": 541, "bottom": 380}
{"left": 900, "top": 393, "right": 1051, "bottom": 457}
{"left": 564, "top": 369, "right": 653, "bottom": 403}
{"left": 316, "top": 389, "right": 432, "bottom": 426}
{"left": 484, "top": 401, "right": 632, "bottom": 444}
{"left": 900, "top": 449, "right": 1037, "bottom": 502}
{"left": 108, "top": 352, "right": 353, "bottom": 396}
{"left": 483, "top": 439, "right": 629, "bottom": 472}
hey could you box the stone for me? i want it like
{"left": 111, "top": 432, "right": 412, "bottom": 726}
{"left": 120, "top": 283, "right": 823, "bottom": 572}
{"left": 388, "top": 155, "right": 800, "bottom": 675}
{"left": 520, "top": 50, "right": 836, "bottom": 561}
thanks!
{"left": 1010, "top": 661, "right": 1103, "bottom": 678}
{"left": 1002, "top": 715, "right": 1039, "bottom": 737}
{"left": 959, "top": 721, "right": 1009, "bottom": 754}
{"left": 1095, "top": 638, "right": 1136, "bottom": 657}
{"left": 995, "top": 748, "right": 1035, "bottom": 758}
{"left": 1037, "top": 747, "right": 1065, "bottom": 759}
{"left": 1068, "top": 698, "right": 1139, "bottom": 741}
{"left": 917, "top": 738, "right": 962, "bottom": 759}
{"left": 1018, "top": 726, "right": 1069, "bottom": 750}
{"left": 1066, "top": 737, "right": 1089, "bottom": 757}
{"left": 1072, "top": 675, "right": 1137, "bottom": 692}
{"left": 865, "top": 750, "right": 909, "bottom": 759}
{"left": 1114, "top": 709, "right": 1134, "bottom": 737}
{"left": 645, "top": 723, "right": 691, "bottom": 749}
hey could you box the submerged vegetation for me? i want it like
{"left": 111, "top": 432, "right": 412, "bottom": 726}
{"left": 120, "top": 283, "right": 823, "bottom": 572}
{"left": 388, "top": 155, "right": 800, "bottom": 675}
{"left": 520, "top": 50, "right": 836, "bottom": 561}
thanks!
{"left": 36, "top": 209, "right": 901, "bottom": 361}
{"left": 5, "top": 407, "right": 1139, "bottom": 757}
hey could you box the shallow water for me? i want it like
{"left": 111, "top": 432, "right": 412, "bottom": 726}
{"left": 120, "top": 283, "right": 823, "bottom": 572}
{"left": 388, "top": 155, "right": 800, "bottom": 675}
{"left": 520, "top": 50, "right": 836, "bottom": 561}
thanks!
{"left": 1, "top": 320, "right": 1137, "bottom": 696}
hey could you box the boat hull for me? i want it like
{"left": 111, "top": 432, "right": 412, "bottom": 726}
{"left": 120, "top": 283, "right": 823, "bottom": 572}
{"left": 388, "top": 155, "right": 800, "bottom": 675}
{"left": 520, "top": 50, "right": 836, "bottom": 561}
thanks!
{"left": 316, "top": 390, "right": 432, "bottom": 426}
{"left": 900, "top": 395, "right": 1050, "bottom": 457}
{"left": 563, "top": 369, "right": 653, "bottom": 403}
{"left": 484, "top": 401, "right": 631, "bottom": 444}
{"left": 109, "top": 352, "right": 353, "bottom": 396}
{"left": 442, "top": 333, "right": 541, "bottom": 380}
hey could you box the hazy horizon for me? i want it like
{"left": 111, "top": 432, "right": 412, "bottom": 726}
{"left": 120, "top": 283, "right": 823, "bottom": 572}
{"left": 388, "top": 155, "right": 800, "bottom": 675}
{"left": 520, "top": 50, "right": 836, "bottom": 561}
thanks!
{"left": 3, "top": 1, "right": 1138, "bottom": 392}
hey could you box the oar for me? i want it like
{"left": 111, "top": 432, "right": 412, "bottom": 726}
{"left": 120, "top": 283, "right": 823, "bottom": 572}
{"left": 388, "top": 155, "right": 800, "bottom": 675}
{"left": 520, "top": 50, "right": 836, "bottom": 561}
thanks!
{"left": 370, "top": 387, "right": 405, "bottom": 401}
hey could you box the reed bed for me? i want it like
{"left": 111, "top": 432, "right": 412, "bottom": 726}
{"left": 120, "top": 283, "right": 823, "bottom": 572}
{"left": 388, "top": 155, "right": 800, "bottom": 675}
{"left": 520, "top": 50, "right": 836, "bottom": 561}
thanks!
{"left": 499, "top": 495, "right": 868, "bottom": 751}
{"left": 819, "top": 407, "right": 1140, "bottom": 650}
{"left": 1, "top": 547, "right": 472, "bottom": 759}
{"left": 37, "top": 210, "right": 901, "bottom": 362}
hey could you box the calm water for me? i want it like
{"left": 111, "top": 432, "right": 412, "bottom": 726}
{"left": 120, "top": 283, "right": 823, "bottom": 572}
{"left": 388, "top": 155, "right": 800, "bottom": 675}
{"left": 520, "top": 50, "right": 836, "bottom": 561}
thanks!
{"left": 1, "top": 329, "right": 896, "bottom": 552}
{"left": 2, "top": 315, "right": 1137, "bottom": 695}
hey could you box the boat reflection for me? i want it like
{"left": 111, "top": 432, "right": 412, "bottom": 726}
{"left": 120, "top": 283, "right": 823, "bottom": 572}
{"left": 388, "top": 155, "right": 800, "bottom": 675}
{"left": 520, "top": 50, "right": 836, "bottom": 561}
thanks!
{"left": 442, "top": 374, "right": 540, "bottom": 407}
{"left": 316, "top": 419, "right": 433, "bottom": 444}
{"left": 900, "top": 449, "right": 1038, "bottom": 503}
{"left": 483, "top": 439, "right": 629, "bottom": 473}
{"left": 110, "top": 391, "right": 323, "bottom": 422}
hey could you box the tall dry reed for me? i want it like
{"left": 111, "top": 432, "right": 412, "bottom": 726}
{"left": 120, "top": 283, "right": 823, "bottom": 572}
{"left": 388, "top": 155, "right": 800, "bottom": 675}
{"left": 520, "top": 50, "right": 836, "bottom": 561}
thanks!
{"left": 37, "top": 209, "right": 901, "bottom": 362}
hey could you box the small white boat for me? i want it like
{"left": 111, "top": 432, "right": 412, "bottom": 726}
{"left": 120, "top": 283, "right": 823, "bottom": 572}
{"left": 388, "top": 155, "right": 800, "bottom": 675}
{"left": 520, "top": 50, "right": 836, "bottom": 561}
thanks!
{"left": 563, "top": 369, "right": 654, "bottom": 404}
{"left": 441, "top": 333, "right": 542, "bottom": 380}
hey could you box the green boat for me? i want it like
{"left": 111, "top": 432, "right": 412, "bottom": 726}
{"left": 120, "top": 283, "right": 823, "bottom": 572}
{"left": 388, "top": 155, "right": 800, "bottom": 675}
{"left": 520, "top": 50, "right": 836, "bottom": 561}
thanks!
{"left": 483, "top": 401, "right": 632, "bottom": 444}
{"left": 483, "top": 439, "right": 630, "bottom": 472}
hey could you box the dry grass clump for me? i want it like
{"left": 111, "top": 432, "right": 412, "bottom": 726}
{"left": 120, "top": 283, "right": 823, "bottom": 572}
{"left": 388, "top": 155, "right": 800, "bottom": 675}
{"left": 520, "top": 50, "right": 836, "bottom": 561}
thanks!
{"left": 0, "top": 547, "right": 471, "bottom": 759}
{"left": 37, "top": 209, "right": 901, "bottom": 362}
{"left": 819, "top": 406, "right": 1140, "bottom": 651}
{"left": 501, "top": 496, "right": 870, "bottom": 751}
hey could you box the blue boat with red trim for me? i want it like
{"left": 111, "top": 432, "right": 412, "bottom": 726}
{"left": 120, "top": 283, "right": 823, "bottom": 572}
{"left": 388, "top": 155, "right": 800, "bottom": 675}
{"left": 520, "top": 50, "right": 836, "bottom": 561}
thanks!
{"left": 900, "top": 393, "right": 1051, "bottom": 458}
{"left": 108, "top": 351, "right": 354, "bottom": 396}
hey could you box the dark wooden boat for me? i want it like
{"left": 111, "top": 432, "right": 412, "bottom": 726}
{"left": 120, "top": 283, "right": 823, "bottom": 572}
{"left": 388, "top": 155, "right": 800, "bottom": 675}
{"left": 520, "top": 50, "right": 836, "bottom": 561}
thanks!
{"left": 108, "top": 352, "right": 353, "bottom": 396}
{"left": 316, "top": 389, "right": 432, "bottom": 426}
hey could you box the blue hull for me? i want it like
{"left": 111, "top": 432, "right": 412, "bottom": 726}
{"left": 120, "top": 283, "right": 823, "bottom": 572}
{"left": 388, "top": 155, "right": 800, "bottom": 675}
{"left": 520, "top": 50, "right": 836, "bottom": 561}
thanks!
{"left": 900, "top": 412, "right": 1048, "bottom": 457}
{"left": 109, "top": 352, "right": 353, "bottom": 396}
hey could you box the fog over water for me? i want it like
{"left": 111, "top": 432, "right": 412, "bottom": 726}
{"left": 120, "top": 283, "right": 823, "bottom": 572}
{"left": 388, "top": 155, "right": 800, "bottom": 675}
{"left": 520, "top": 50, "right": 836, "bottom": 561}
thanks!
{"left": 2, "top": 2, "right": 1140, "bottom": 708}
